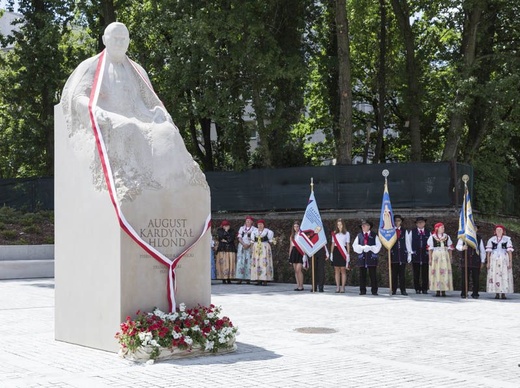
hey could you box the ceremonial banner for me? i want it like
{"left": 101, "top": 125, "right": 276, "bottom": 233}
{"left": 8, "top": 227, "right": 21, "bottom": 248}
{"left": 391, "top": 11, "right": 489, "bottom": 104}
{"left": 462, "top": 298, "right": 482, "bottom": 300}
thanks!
{"left": 295, "top": 191, "right": 327, "bottom": 256}
{"left": 457, "top": 188, "right": 477, "bottom": 249}
{"left": 378, "top": 180, "right": 397, "bottom": 250}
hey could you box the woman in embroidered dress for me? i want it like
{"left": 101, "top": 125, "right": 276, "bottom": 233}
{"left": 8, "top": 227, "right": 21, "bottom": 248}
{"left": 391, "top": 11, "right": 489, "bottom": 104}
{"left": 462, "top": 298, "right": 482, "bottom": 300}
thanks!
{"left": 250, "top": 219, "right": 274, "bottom": 286}
{"left": 289, "top": 222, "right": 305, "bottom": 291}
{"left": 486, "top": 225, "right": 514, "bottom": 299}
{"left": 330, "top": 218, "right": 350, "bottom": 293}
{"left": 427, "top": 222, "right": 454, "bottom": 297}
{"left": 235, "top": 216, "right": 257, "bottom": 284}
{"left": 215, "top": 220, "right": 237, "bottom": 284}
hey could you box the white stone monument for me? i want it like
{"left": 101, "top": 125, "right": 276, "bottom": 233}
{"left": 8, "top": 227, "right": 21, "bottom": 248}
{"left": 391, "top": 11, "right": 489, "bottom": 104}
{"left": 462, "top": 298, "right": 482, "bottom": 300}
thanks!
{"left": 55, "top": 22, "right": 211, "bottom": 352}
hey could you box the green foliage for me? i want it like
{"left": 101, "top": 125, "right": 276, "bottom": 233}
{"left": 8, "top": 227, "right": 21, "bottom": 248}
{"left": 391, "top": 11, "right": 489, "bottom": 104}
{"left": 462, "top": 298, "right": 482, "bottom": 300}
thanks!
{"left": 1, "top": 229, "right": 18, "bottom": 240}
{"left": 473, "top": 151, "right": 509, "bottom": 215}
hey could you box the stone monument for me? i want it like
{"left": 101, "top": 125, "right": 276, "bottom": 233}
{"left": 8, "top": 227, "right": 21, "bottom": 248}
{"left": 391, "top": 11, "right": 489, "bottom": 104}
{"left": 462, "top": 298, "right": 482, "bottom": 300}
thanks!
{"left": 55, "top": 22, "right": 211, "bottom": 352}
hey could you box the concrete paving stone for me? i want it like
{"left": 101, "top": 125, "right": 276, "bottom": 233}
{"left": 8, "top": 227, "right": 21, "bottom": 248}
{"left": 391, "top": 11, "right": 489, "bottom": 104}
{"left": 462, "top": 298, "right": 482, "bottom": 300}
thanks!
{"left": 0, "top": 279, "right": 519, "bottom": 387}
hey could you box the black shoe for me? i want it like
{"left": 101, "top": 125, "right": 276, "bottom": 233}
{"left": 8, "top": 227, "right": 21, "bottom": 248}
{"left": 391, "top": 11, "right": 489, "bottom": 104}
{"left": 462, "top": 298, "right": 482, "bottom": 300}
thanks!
{"left": 494, "top": 294, "right": 500, "bottom": 299}
{"left": 461, "top": 294, "right": 466, "bottom": 298}
{"left": 501, "top": 294, "right": 507, "bottom": 299}
{"left": 435, "top": 291, "right": 440, "bottom": 297}
{"left": 319, "top": 288, "right": 324, "bottom": 293}
{"left": 392, "top": 291, "right": 397, "bottom": 295}
{"left": 441, "top": 291, "right": 446, "bottom": 297}
{"left": 416, "top": 290, "right": 421, "bottom": 294}
{"left": 402, "top": 291, "right": 408, "bottom": 296}
{"left": 372, "top": 293, "right": 378, "bottom": 296}
{"left": 422, "top": 290, "right": 428, "bottom": 294}
{"left": 359, "top": 292, "right": 366, "bottom": 295}
{"left": 471, "top": 295, "right": 479, "bottom": 299}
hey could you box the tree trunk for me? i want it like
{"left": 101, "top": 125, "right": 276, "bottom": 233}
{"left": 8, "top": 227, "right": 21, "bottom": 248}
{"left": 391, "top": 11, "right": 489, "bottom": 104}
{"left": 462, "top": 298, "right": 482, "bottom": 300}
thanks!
{"left": 441, "top": 2, "right": 484, "bottom": 161}
{"left": 390, "top": 0, "right": 421, "bottom": 161}
{"left": 335, "top": 0, "right": 352, "bottom": 165}
{"left": 374, "top": 0, "right": 388, "bottom": 163}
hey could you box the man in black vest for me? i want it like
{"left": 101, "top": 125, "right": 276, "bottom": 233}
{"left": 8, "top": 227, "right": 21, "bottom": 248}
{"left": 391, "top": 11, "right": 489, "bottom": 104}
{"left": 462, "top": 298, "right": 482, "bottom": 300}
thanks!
{"left": 353, "top": 220, "right": 382, "bottom": 295}
{"left": 390, "top": 214, "right": 408, "bottom": 295}
{"left": 456, "top": 225, "right": 486, "bottom": 298}
{"left": 406, "top": 216, "right": 430, "bottom": 294}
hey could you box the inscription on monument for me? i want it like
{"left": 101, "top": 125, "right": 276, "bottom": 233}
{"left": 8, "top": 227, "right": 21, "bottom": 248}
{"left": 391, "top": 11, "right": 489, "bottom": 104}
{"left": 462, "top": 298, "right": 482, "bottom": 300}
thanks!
{"left": 139, "top": 219, "right": 194, "bottom": 248}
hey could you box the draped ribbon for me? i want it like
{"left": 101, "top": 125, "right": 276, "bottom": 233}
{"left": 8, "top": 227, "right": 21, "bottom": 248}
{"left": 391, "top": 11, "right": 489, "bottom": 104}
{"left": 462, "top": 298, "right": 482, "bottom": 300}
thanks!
{"left": 332, "top": 232, "right": 349, "bottom": 265}
{"left": 88, "top": 50, "right": 211, "bottom": 312}
{"left": 292, "top": 237, "right": 305, "bottom": 257}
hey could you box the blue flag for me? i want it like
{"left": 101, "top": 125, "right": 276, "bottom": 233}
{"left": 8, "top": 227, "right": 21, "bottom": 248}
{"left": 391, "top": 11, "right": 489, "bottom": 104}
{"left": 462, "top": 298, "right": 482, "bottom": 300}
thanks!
{"left": 295, "top": 191, "right": 327, "bottom": 256}
{"left": 458, "top": 188, "right": 477, "bottom": 249}
{"left": 378, "top": 181, "right": 397, "bottom": 250}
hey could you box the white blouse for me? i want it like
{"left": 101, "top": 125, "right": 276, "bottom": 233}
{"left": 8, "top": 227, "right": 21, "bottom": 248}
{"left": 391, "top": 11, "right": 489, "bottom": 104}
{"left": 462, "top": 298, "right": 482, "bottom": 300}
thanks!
{"left": 486, "top": 235, "right": 514, "bottom": 254}
{"left": 251, "top": 228, "right": 274, "bottom": 243}
{"left": 426, "top": 233, "right": 454, "bottom": 251}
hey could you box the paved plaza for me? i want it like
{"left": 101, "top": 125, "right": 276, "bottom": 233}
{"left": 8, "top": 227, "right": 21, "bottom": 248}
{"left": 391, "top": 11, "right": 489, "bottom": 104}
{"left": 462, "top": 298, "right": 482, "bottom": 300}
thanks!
{"left": 1, "top": 278, "right": 519, "bottom": 388}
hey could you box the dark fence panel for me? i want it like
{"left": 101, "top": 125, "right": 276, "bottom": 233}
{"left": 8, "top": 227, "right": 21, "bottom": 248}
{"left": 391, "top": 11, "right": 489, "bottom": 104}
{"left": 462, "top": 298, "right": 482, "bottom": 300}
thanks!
{"left": 206, "top": 162, "right": 468, "bottom": 212}
{"left": 0, "top": 177, "right": 54, "bottom": 212}
{"left": 0, "top": 162, "right": 485, "bottom": 213}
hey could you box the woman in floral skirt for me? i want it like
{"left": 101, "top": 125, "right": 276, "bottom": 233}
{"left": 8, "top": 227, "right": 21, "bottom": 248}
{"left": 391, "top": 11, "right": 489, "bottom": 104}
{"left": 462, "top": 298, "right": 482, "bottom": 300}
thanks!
{"left": 486, "top": 225, "right": 514, "bottom": 299}
{"left": 250, "top": 219, "right": 274, "bottom": 286}
{"left": 427, "top": 222, "right": 454, "bottom": 297}
{"left": 235, "top": 216, "right": 257, "bottom": 284}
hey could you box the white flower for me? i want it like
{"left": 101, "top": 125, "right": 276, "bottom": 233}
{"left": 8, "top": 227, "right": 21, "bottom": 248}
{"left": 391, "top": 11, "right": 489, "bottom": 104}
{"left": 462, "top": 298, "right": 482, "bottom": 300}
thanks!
{"left": 207, "top": 312, "right": 215, "bottom": 319}
{"left": 191, "top": 326, "right": 200, "bottom": 332}
{"left": 146, "top": 359, "right": 155, "bottom": 365}
{"left": 205, "top": 341, "right": 214, "bottom": 351}
{"left": 184, "top": 336, "right": 193, "bottom": 345}
{"left": 173, "top": 332, "right": 181, "bottom": 339}
{"left": 150, "top": 340, "right": 158, "bottom": 347}
{"left": 181, "top": 312, "right": 189, "bottom": 320}
{"left": 204, "top": 319, "right": 209, "bottom": 325}
{"left": 179, "top": 303, "right": 186, "bottom": 312}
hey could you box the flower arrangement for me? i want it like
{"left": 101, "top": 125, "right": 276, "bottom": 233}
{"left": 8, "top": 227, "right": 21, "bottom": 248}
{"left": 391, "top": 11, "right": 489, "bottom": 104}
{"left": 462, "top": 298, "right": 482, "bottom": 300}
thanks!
{"left": 115, "top": 303, "right": 237, "bottom": 362}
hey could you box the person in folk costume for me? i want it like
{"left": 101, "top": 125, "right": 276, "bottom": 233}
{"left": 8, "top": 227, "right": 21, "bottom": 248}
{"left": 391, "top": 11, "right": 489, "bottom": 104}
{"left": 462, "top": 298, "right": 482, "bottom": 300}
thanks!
{"left": 250, "top": 219, "right": 275, "bottom": 286}
{"left": 235, "top": 216, "right": 257, "bottom": 284}
{"left": 312, "top": 244, "right": 330, "bottom": 292}
{"left": 330, "top": 218, "right": 351, "bottom": 293}
{"left": 427, "top": 222, "right": 454, "bottom": 297}
{"left": 289, "top": 221, "right": 306, "bottom": 291}
{"left": 406, "top": 216, "right": 431, "bottom": 294}
{"left": 352, "top": 220, "right": 382, "bottom": 295}
{"left": 486, "top": 225, "right": 514, "bottom": 299}
{"left": 456, "top": 224, "right": 486, "bottom": 299}
{"left": 215, "top": 220, "right": 237, "bottom": 284}
{"left": 390, "top": 214, "right": 409, "bottom": 296}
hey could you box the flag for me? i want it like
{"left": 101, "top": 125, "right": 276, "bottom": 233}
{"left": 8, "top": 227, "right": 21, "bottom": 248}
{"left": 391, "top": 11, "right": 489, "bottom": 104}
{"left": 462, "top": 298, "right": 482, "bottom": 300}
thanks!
{"left": 295, "top": 191, "right": 327, "bottom": 256}
{"left": 378, "top": 180, "right": 397, "bottom": 250}
{"left": 458, "top": 187, "right": 477, "bottom": 249}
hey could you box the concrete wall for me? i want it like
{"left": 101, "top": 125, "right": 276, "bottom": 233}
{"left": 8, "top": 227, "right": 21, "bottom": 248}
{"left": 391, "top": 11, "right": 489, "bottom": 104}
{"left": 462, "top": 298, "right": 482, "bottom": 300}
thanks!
{"left": 0, "top": 245, "right": 54, "bottom": 279}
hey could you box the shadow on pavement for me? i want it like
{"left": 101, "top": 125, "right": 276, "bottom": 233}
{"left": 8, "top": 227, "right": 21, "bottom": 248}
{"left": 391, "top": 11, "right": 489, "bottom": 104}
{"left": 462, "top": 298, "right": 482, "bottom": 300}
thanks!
{"left": 163, "top": 342, "right": 282, "bottom": 365}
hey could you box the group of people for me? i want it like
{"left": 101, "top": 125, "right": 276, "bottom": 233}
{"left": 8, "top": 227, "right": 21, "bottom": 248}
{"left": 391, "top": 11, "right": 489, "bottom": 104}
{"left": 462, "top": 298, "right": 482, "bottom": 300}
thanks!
{"left": 211, "top": 215, "right": 515, "bottom": 299}
{"left": 212, "top": 217, "right": 275, "bottom": 286}
{"left": 324, "top": 215, "right": 514, "bottom": 299}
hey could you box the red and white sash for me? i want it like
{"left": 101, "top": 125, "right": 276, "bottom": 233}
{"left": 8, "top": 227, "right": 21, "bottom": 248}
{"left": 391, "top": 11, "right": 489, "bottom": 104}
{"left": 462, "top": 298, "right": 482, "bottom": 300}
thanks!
{"left": 88, "top": 50, "right": 211, "bottom": 312}
{"left": 332, "top": 232, "right": 349, "bottom": 265}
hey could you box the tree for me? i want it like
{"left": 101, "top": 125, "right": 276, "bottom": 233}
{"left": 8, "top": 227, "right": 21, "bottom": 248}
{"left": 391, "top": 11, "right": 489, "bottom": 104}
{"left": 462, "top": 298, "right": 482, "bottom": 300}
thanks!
{"left": 0, "top": 0, "right": 81, "bottom": 177}
{"left": 334, "top": 0, "right": 353, "bottom": 165}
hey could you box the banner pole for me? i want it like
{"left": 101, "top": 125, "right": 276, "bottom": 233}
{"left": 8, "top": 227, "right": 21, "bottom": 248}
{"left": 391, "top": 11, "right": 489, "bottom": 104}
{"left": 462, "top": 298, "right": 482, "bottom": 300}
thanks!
{"left": 388, "top": 249, "right": 392, "bottom": 296}
{"left": 311, "top": 255, "right": 316, "bottom": 293}
{"left": 462, "top": 176, "right": 470, "bottom": 299}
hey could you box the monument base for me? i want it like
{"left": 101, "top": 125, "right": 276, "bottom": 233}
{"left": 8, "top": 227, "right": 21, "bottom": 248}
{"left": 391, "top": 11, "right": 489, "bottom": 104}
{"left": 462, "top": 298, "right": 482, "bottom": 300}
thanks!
{"left": 119, "top": 339, "right": 237, "bottom": 363}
